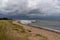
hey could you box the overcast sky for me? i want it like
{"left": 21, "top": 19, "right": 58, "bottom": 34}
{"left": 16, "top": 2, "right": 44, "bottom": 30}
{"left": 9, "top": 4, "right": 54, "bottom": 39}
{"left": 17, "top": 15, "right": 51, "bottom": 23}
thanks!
{"left": 0, "top": 0, "right": 60, "bottom": 17}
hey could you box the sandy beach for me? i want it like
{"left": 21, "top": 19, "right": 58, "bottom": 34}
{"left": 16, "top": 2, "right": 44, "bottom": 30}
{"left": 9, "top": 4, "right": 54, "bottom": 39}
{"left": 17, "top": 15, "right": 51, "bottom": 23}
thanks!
{"left": 13, "top": 21, "right": 60, "bottom": 40}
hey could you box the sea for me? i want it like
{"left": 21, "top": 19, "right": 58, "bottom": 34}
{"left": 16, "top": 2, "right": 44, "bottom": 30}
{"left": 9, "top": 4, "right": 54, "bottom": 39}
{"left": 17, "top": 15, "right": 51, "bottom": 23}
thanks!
{"left": 29, "top": 20, "right": 60, "bottom": 33}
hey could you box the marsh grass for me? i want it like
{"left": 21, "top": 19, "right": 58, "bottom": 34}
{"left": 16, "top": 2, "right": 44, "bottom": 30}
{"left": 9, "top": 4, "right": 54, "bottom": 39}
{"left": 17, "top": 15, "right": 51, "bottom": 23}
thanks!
{"left": 0, "top": 21, "right": 8, "bottom": 40}
{"left": 0, "top": 20, "right": 27, "bottom": 40}
{"left": 7, "top": 20, "right": 26, "bottom": 33}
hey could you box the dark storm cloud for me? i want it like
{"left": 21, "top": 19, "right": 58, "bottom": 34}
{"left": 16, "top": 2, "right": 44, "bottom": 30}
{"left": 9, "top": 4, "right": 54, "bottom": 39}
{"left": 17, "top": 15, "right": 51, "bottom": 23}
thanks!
{"left": 0, "top": 0, "right": 60, "bottom": 17}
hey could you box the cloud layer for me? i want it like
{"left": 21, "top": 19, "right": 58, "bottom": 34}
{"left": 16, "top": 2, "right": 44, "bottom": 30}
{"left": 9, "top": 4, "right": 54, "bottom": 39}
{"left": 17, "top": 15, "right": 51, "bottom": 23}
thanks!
{"left": 0, "top": 0, "right": 60, "bottom": 17}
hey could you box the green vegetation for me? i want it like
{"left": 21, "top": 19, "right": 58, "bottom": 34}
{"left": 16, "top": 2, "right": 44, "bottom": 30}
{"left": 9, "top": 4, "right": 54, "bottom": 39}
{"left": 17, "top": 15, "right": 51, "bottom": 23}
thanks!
{"left": 0, "top": 20, "right": 28, "bottom": 40}
{"left": 0, "top": 17, "right": 12, "bottom": 20}
{"left": 27, "top": 30, "right": 32, "bottom": 32}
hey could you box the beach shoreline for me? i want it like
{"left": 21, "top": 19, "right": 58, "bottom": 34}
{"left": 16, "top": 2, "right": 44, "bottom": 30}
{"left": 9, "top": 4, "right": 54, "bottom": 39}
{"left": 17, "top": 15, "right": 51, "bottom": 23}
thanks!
{"left": 13, "top": 20, "right": 60, "bottom": 40}
{"left": 28, "top": 24, "right": 60, "bottom": 34}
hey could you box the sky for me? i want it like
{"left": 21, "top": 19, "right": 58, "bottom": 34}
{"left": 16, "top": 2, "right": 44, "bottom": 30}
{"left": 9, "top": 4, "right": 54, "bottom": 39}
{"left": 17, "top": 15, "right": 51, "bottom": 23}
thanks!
{"left": 0, "top": 0, "right": 60, "bottom": 19}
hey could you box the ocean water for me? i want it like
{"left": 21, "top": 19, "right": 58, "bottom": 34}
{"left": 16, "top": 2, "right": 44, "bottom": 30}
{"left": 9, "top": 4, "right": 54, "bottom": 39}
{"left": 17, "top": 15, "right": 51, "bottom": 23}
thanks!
{"left": 30, "top": 20, "right": 60, "bottom": 32}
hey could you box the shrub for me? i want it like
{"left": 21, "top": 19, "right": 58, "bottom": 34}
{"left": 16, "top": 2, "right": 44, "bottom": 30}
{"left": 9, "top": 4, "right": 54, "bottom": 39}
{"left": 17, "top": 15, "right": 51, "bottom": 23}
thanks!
{"left": 27, "top": 30, "right": 32, "bottom": 32}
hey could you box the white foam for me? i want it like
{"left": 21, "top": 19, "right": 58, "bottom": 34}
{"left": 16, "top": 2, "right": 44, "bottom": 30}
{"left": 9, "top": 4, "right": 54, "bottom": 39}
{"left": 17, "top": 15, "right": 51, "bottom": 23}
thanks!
{"left": 19, "top": 20, "right": 36, "bottom": 24}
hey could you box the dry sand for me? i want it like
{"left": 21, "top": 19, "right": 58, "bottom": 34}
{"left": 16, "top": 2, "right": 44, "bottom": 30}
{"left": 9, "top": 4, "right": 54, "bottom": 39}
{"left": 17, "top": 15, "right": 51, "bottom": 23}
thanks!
{"left": 13, "top": 21, "right": 60, "bottom": 40}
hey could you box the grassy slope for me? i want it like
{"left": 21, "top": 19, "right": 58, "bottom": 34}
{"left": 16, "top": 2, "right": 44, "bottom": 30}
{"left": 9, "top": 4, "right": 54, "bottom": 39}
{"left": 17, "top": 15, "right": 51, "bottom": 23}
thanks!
{"left": 0, "top": 20, "right": 28, "bottom": 40}
{"left": 0, "top": 20, "right": 47, "bottom": 40}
